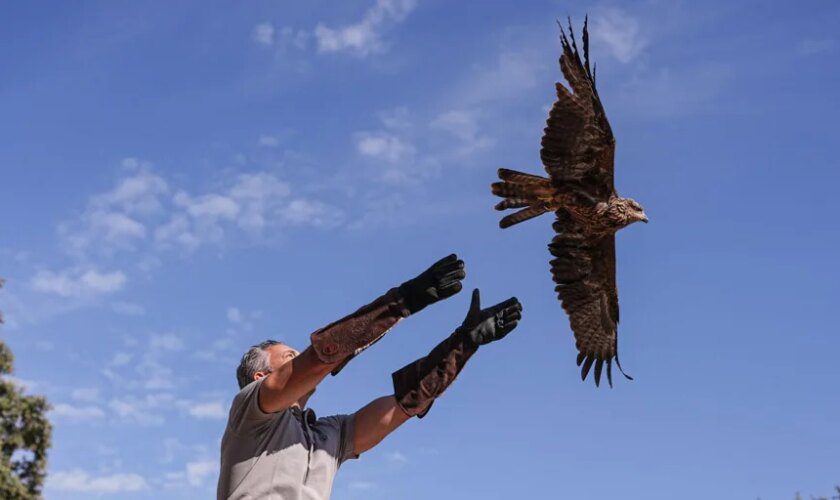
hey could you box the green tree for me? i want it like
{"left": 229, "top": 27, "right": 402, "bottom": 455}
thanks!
{"left": 0, "top": 278, "right": 53, "bottom": 499}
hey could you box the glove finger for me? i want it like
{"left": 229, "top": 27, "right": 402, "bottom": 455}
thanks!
{"left": 438, "top": 281, "right": 463, "bottom": 298}
{"left": 489, "top": 297, "right": 519, "bottom": 313}
{"left": 503, "top": 302, "right": 522, "bottom": 314}
{"left": 439, "top": 268, "right": 466, "bottom": 284}
{"left": 434, "top": 260, "right": 464, "bottom": 279}
{"left": 504, "top": 309, "right": 522, "bottom": 322}
{"left": 504, "top": 320, "right": 519, "bottom": 336}
{"left": 431, "top": 254, "right": 458, "bottom": 271}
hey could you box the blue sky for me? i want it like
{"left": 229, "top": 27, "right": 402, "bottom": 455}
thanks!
{"left": 1, "top": 0, "right": 839, "bottom": 498}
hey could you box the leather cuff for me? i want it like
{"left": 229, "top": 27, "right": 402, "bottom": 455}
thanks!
{"left": 310, "top": 288, "right": 410, "bottom": 370}
{"left": 392, "top": 328, "right": 478, "bottom": 418}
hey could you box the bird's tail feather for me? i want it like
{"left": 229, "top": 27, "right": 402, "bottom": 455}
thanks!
{"left": 494, "top": 197, "right": 531, "bottom": 210}
{"left": 499, "top": 205, "right": 551, "bottom": 229}
{"left": 492, "top": 168, "right": 553, "bottom": 228}
{"left": 497, "top": 168, "right": 551, "bottom": 185}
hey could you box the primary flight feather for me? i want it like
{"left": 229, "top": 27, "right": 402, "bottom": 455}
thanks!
{"left": 491, "top": 18, "right": 648, "bottom": 387}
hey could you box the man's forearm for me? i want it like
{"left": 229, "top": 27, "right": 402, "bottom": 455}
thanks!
{"left": 310, "top": 287, "right": 410, "bottom": 374}
{"left": 352, "top": 395, "right": 411, "bottom": 455}
{"left": 258, "top": 347, "right": 340, "bottom": 413}
{"left": 310, "top": 255, "right": 466, "bottom": 375}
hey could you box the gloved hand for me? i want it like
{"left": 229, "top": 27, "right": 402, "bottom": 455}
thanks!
{"left": 459, "top": 289, "right": 522, "bottom": 346}
{"left": 398, "top": 254, "right": 466, "bottom": 315}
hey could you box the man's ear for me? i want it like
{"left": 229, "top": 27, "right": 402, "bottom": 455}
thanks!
{"left": 253, "top": 371, "right": 268, "bottom": 381}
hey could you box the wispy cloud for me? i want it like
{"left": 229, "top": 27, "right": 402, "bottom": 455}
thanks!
{"left": 252, "top": 22, "right": 275, "bottom": 46}
{"left": 385, "top": 450, "right": 408, "bottom": 464}
{"left": 111, "top": 301, "right": 145, "bottom": 316}
{"left": 49, "top": 469, "right": 148, "bottom": 494}
{"left": 357, "top": 132, "right": 416, "bottom": 164}
{"left": 348, "top": 480, "right": 377, "bottom": 491}
{"left": 59, "top": 160, "right": 169, "bottom": 258}
{"left": 71, "top": 387, "right": 100, "bottom": 402}
{"left": 51, "top": 403, "right": 106, "bottom": 420}
{"left": 314, "top": 0, "right": 416, "bottom": 57}
{"left": 590, "top": 7, "right": 648, "bottom": 63}
{"left": 254, "top": 0, "right": 416, "bottom": 58}
{"left": 615, "top": 62, "right": 732, "bottom": 118}
{"left": 186, "top": 460, "right": 218, "bottom": 487}
{"left": 186, "top": 401, "right": 227, "bottom": 420}
{"left": 431, "top": 110, "right": 495, "bottom": 157}
{"left": 31, "top": 268, "right": 126, "bottom": 298}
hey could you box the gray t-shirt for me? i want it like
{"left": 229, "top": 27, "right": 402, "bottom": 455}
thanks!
{"left": 216, "top": 378, "right": 358, "bottom": 500}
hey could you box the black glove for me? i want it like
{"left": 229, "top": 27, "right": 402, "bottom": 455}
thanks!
{"left": 459, "top": 289, "right": 522, "bottom": 346}
{"left": 398, "top": 254, "right": 465, "bottom": 315}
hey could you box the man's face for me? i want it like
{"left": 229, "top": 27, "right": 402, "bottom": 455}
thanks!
{"left": 254, "top": 343, "right": 299, "bottom": 381}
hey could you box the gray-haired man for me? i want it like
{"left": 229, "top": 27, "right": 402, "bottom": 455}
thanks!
{"left": 216, "top": 255, "right": 522, "bottom": 499}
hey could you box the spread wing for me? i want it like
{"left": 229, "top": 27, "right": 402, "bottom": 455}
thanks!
{"left": 549, "top": 215, "right": 630, "bottom": 387}
{"left": 540, "top": 17, "right": 615, "bottom": 201}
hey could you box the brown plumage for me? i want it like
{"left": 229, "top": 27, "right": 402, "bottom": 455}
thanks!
{"left": 491, "top": 18, "right": 648, "bottom": 387}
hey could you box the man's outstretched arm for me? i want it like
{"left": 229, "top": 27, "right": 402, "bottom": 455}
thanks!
{"left": 350, "top": 289, "right": 523, "bottom": 455}
{"left": 310, "top": 254, "right": 465, "bottom": 374}
{"left": 352, "top": 396, "right": 412, "bottom": 455}
{"left": 258, "top": 346, "right": 341, "bottom": 414}
{"left": 260, "top": 255, "right": 466, "bottom": 413}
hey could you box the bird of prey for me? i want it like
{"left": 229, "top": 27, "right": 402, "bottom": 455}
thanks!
{"left": 491, "top": 18, "right": 647, "bottom": 387}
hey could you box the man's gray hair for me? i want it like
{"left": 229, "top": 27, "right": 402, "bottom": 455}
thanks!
{"left": 236, "top": 339, "right": 283, "bottom": 389}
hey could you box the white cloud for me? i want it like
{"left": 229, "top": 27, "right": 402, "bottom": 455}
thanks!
{"left": 226, "top": 307, "right": 241, "bottom": 323}
{"left": 357, "top": 132, "right": 415, "bottom": 163}
{"left": 71, "top": 387, "right": 100, "bottom": 402}
{"left": 186, "top": 460, "right": 218, "bottom": 487}
{"left": 385, "top": 450, "right": 408, "bottom": 464}
{"left": 49, "top": 469, "right": 148, "bottom": 494}
{"left": 228, "top": 172, "right": 292, "bottom": 232}
{"left": 453, "top": 47, "right": 543, "bottom": 106}
{"left": 139, "top": 359, "right": 175, "bottom": 390}
{"left": 616, "top": 62, "right": 731, "bottom": 118}
{"left": 60, "top": 166, "right": 168, "bottom": 257}
{"left": 109, "top": 352, "right": 133, "bottom": 367}
{"left": 31, "top": 268, "right": 126, "bottom": 298}
{"left": 150, "top": 333, "right": 184, "bottom": 352}
{"left": 283, "top": 199, "right": 345, "bottom": 227}
{"left": 51, "top": 403, "right": 106, "bottom": 420}
{"left": 431, "top": 110, "right": 495, "bottom": 156}
{"left": 379, "top": 106, "right": 411, "bottom": 130}
{"left": 348, "top": 480, "right": 377, "bottom": 490}
{"left": 258, "top": 134, "right": 281, "bottom": 147}
{"left": 188, "top": 402, "right": 227, "bottom": 420}
{"left": 314, "top": 0, "right": 417, "bottom": 57}
{"left": 591, "top": 8, "right": 648, "bottom": 63}
{"left": 1, "top": 375, "right": 38, "bottom": 391}
{"left": 155, "top": 214, "right": 203, "bottom": 251}
{"left": 81, "top": 269, "right": 127, "bottom": 294}
{"left": 108, "top": 393, "right": 173, "bottom": 426}
{"left": 174, "top": 192, "right": 240, "bottom": 219}
{"left": 95, "top": 164, "right": 169, "bottom": 216}
{"left": 277, "top": 26, "right": 311, "bottom": 51}
{"left": 252, "top": 22, "right": 275, "bottom": 46}
{"left": 112, "top": 301, "right": 145, "bottom": 316}
{"left": 49, "top": 162, "right": 343, "bottom": 287}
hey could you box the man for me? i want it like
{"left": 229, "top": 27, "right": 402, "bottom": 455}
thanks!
{"left": 217, "top": 255, "right": 523, "bottom": 500}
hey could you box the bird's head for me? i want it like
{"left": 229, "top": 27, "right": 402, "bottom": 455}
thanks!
{"left": 610, "top": 197, "right": 648, "bottom": 227}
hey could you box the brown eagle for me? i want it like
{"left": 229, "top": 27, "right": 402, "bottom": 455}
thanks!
{"left": 491, "top": 18, "right": 647, "bottom": 387}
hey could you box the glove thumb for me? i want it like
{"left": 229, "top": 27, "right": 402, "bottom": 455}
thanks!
{"left": 467, "top": 288, "right": 481, "bottom": 319}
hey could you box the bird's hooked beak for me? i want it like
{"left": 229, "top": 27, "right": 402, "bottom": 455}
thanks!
{"left": 639, "top": 213, "right": 649, "bottom": 223}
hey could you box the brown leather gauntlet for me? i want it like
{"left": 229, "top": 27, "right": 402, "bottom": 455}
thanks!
{"left": 391, "top": 328, "right": 478, "bottom": 418}
{"left": 310, "top": 287, "right": 411, "bottom": 375}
